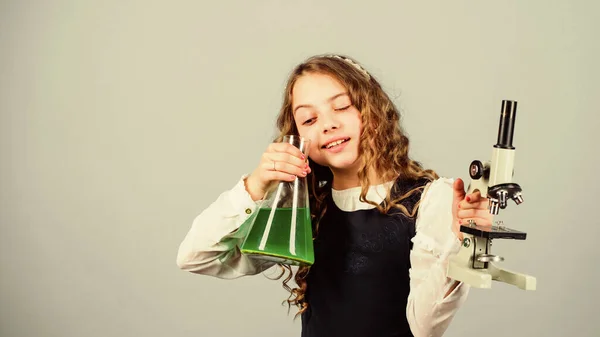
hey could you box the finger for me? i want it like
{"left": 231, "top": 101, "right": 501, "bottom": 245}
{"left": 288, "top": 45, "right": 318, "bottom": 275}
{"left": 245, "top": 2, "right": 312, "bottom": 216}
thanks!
{"left": 277, "top": 160, "right": 307, "bottom": 177}
{"left": 268, "top": 142, "right": 306, "bottom": 161}
{"left": 268, "top": 153, "right": 308, "bottom": 175}
{"left": 465, "top": 190, "right": 482, "bottom": 203}
{"left": 453, "top": 178, "right": 466, "bottom": 201}
{"left": 457, "top": 208, "right": 478, "bottom": 219}
{"left": 264, "top": 157, "right": 307, "bottom": 178}
{"left": 458, "top": 198, "right": 489, "bottom": 210}
{"left": 264, "top": 170, "right": 297, "bottom": 182}
{"left": 268, "top": 145, "right": 307, "bottom": 168}
{"left": 458, "top": 207, "right": 494, "bottom": 219}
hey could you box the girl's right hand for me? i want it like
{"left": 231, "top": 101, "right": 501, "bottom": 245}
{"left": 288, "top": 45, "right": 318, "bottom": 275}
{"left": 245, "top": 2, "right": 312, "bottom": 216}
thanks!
{"left": 245, "top": 142, "right": 310, "bottom": 201}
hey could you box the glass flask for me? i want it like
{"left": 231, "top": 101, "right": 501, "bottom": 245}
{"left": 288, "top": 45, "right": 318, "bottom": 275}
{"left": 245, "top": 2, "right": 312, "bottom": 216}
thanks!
{"left": 240, "top": 135, "right": 314, "bottom": 266}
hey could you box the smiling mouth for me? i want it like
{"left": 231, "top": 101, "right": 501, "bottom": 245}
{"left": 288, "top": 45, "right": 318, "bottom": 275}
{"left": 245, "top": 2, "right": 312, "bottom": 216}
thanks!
{"left": 322, "top": 138, "right": 350, "bottom": 149}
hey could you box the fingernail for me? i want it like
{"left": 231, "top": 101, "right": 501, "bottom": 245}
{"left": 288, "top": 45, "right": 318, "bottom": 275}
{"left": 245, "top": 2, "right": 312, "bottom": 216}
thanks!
{"left": 301, "top": 155, "right": 305, "bottom": 160}
{"left": 466, "top": 196, "right": 471, "bottom": 202}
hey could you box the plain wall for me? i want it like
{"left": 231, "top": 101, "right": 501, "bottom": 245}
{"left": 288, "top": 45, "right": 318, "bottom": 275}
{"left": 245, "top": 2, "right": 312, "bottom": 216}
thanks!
{"left": 1, "top": 1, "right": 598, "bottom": 336}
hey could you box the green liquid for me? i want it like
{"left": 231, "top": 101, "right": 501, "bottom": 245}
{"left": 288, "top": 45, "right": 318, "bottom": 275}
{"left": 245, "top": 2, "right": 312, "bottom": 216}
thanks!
{"left": 240, "top": 207, "right": 314, "bottom": 266}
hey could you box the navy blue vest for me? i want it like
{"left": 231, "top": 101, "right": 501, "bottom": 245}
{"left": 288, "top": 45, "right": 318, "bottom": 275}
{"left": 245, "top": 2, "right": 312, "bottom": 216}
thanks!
{"left": 301, "top": 178, "right": 427, "bottom": 337}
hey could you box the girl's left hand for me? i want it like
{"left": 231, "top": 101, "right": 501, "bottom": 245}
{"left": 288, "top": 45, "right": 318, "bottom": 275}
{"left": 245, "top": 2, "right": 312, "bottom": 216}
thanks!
{"left": 451, "top": 178, "right": 494, "bottom": 241}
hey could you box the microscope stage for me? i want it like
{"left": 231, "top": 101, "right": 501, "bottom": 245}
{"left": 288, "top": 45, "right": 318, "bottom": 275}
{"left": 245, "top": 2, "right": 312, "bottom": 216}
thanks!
{"left": 460, "top": 224, "right": 527, "bottom": 240}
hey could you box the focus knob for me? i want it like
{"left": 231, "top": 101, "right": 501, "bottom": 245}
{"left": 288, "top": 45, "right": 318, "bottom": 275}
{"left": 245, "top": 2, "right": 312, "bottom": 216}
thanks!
{"left": 469, "top": 160, "right": 484, "bottom": 179}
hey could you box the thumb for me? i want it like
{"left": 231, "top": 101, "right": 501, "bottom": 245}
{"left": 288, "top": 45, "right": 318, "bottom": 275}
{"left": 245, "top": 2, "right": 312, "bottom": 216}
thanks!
{"left": 453, "top": 178, "right": 466, "bottom": 202}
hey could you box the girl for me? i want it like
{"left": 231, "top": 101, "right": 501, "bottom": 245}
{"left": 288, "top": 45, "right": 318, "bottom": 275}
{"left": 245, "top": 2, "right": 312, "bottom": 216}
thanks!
{"left": 176, "top": 54, "right": 493, "bottom": 337}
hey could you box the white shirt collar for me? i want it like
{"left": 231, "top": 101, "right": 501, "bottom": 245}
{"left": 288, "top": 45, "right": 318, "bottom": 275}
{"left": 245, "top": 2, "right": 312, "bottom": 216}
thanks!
{"left": 331, "top": 180, "right": 395, "bottom": 211}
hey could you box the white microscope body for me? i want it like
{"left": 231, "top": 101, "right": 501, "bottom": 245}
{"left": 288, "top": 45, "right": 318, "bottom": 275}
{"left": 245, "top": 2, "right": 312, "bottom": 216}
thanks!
{"left": 446, "top": 100, "right": 536, "bottom": 291}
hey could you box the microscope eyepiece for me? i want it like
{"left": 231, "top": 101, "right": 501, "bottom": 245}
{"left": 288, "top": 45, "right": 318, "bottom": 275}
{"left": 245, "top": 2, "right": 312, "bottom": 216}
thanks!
{"left": 495, "top": 100, "right": 517, "bottom": 149}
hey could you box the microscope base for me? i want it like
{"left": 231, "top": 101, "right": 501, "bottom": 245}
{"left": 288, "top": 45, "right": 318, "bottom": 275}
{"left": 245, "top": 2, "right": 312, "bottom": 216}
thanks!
{"left": 446, "top": 226, "right": 537, "bottom": 291}
{"left": 447, "top": 258, "right": 537, "bottom": 290}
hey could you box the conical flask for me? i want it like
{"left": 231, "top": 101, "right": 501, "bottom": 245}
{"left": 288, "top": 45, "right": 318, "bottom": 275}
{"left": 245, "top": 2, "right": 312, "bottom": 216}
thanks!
{"left": 240, "top": 135, "right": 314, "bottom": 266}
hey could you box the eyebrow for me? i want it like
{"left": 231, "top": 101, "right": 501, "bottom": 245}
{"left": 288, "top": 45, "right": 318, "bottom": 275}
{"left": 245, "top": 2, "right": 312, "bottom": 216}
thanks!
{"left": 293, "top": 92, "right": 349, "bottom": 115}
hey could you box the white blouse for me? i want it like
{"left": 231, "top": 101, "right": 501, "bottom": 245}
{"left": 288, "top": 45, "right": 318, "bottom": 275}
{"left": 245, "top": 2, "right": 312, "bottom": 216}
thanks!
{"left": 176, "top": 175, "right": 470, "bottom": 337}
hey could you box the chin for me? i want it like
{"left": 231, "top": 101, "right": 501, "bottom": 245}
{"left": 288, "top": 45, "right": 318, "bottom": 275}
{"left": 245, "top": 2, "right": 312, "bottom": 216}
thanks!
{"left": 325, "top": 157, "right": 361, "bottom": 172}
{"left": 311, "top": 148, "right": 360, "bottom": 171}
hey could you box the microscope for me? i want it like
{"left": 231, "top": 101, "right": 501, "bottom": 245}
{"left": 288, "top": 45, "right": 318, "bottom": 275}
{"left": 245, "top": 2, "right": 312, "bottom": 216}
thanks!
{"left": 446, "top": 100, "right": 536, "bottom": 291}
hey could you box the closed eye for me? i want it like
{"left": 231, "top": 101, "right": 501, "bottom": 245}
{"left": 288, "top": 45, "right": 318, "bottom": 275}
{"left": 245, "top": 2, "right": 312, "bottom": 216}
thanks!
{"left": 303, "top": 118, "right": 315, "bottom": 125}
{"left": 335, "top": 105, "right": 351, "bottom": 111}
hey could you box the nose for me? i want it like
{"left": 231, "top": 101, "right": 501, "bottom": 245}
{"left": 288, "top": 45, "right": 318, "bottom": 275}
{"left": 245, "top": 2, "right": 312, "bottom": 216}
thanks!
{"left": 321, "top": 112, "right": 339, "bottom": 133}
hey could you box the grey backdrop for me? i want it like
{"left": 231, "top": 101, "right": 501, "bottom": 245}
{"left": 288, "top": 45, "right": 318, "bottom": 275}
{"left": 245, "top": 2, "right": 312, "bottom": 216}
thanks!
{"left": 1, "top": 1, "right": 598, "bottom": 336}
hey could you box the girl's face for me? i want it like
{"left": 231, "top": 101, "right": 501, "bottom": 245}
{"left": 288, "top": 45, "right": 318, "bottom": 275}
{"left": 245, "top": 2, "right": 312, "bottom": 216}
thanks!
{"left": 291, "top": 72, "right": 363, "bottom": 176}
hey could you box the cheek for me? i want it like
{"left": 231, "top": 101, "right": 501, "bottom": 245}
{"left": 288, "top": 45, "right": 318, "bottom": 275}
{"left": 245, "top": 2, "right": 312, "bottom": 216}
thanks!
{"left": 296, "top": 129, "right": 314, "bottom": 153}
{"left": 349, "top": 109, "right": 363, "bottom": 129}
{"left": 296, "top": 130, "right": 320, "bottom": 158}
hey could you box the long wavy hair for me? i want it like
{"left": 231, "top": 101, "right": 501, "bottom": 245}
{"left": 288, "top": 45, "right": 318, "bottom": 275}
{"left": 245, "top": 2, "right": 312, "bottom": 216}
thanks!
{"left": 268, "top": 54, "right": 439, "bottom": 317}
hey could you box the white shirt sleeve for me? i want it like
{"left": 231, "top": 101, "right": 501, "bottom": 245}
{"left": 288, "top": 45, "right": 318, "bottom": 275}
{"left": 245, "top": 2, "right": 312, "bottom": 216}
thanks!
{"left": 176, "top": 175, "right": 276, "bottom": 278}
{"left": 406, "top": 178, "right": 470, "bottom": 337}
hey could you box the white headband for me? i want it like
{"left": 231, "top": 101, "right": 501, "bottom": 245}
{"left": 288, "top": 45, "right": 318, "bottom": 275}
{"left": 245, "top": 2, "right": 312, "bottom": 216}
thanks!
{"left": 327, "top": 55, "right": 370, "bottom": 80}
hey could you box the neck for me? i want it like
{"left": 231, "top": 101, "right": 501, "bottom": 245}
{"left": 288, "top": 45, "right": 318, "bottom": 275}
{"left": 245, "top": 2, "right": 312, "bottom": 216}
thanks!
{"left": 330, "top": 166, "right": 386, "bottom": 190}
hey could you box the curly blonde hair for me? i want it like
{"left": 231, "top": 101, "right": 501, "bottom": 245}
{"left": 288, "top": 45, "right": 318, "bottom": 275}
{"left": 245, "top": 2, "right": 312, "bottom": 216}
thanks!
{"left": 269, "top": 54, "right": 439, "bottom": 317}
